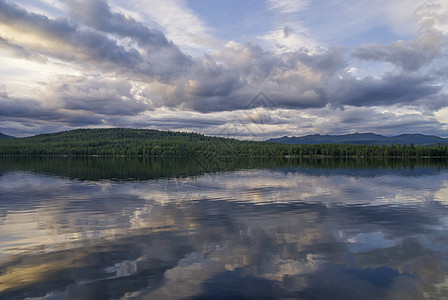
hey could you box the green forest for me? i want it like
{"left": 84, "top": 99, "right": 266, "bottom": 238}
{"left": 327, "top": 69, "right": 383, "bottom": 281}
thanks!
{"left": 0, "top": 128, "right": 447, "bottom": 157}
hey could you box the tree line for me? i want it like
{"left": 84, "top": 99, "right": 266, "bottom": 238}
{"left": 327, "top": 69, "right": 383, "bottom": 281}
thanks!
{"left": 0, "top": 128, "right": 447, "bottom": 157}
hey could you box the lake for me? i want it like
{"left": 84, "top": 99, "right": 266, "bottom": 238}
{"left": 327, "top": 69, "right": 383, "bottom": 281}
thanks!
{"left": 0, "top": 156, "right": 447, "bottom": 299}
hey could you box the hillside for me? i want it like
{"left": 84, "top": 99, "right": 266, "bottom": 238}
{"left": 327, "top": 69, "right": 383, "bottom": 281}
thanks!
{"left": 267, "top": 133, "right": 448, "bottom": 145}
{"left": 0, "top": 128, "right": 270, "bottom": 156}
{"left": 0, "top": 132, "right": 15, "bottom": 139}
{"left": 0, "top": 128, "right": 447, "bottom": 157}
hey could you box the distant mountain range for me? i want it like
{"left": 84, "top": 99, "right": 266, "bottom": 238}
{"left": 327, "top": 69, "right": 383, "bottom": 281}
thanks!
{"left": 267, "top": 133, "right": 448, "bottom": 145}
{"left": 1, "top": 130, "right": 447, "bottom": 146}
{"left": 0, "top": 132, "right": 15, "bottom": 139}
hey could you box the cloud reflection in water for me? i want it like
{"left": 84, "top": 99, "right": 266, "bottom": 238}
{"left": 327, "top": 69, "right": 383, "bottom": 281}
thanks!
{"left": 0, "top": 161, "right": 447, "bottom": 299}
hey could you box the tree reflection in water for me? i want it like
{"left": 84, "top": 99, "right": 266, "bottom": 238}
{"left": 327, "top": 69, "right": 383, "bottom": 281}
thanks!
{"left": 0, "top": 157, "right": 447, "bottom": 299}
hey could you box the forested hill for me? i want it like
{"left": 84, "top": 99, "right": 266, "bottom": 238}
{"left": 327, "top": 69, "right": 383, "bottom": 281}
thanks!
{"left": 0, "top": 128, "right": 447, "bottom": 157}
{"left": 0, "top": 132, "right": 15, "bottom": 139}
{"left": 23, "top": 128, "right": 214, "bottom": 142}
{"left": 267, "top": 133, "right": 448, "bottom": 145}
{"left": 0, "top": 128, "right": 266, "bottom": 156}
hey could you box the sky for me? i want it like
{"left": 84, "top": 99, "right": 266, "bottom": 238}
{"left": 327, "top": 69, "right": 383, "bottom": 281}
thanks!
{"left": 0, "top": 0, "right": 447, "bottom": 138}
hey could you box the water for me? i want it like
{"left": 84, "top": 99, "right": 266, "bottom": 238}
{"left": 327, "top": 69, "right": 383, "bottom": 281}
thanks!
{"left": 0, "top": 157, "right": 447, "bottom": 299}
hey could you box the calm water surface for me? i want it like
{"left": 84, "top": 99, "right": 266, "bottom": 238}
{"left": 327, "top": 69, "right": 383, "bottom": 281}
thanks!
{"left": 0, "top": 157, "right": 447, "bottom": 299}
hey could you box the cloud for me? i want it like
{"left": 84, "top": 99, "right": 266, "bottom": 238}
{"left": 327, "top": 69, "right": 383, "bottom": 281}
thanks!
{"left": 0, "top": 37, "right": 48, "bottom": 63}
{"left": 0, "top": 84, "right": 8, "bottom": 98}
{"left": 144, "top": 43, "right": 348, "bottom": 113}
{"left": 301, "top": 106, "right": 448, "bottom": 137}
{"left": 0, "top": 0, "right": 190, "bottom": 82}
{"left": 0, "top": 96, "right": 105, "bottom": 139}
{"left": 352, "top": 28, "right": 446, "bottom": 72}
{"left": 350, "top": 1, "right": 447, "bottom": 82}
{"left": 109, "top": 0, "right": 222, "bottom": 54}
{"left": 64, "top": 0, "right": 190, "bottom": 67}
{"left": 414, "top": 1, "right": 448, "bottom": 35}
{"left": 50, "top": 75, "right": 150, "bottom": 116}
{"left": 261, "top": 0, "right": 318, "bottom": 53}
{"left": 2, "top": 167, "right": 448, "bottom": 298}
{"left": 330, "top": 73, "right": 443, "bottom": 108}
{"left": 297, "top": 46, "right": 348, "bottom": 74}
{"left": 0, "top": 74, "right": 150, "bottom": 131}
{"left": 267, "top": 0, "right": 309, "bottom": 14}
{"left": 0, "top": 0, "right": 447, "bottom": 137}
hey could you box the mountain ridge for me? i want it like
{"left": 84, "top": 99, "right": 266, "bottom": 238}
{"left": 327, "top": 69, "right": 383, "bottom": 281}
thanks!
{"left": 0, "top": 128, "right": 447, "bottom": 156}
{"left": 267, "top": 133, "right": 448, "bottom": 145}
{"left": 1, "top": 129, "right": 447, "bottom": 145}
{"left": 0, "top": 132, "right": 15, "bottom": 139}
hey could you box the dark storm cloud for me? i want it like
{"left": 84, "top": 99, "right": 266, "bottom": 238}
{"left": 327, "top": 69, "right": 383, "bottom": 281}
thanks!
{"left": 0, "top": 94, "right": 63, "bottom": 121}
{"left": 331, "top": 73, "right": 442, "bottom": 108}
{"left": 0, "top": 95, "right": 102, "bottom": 126}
